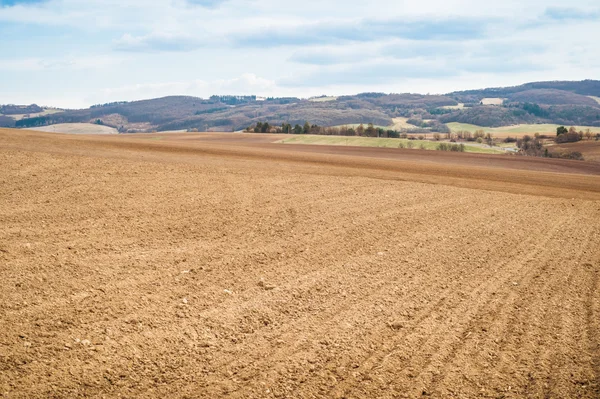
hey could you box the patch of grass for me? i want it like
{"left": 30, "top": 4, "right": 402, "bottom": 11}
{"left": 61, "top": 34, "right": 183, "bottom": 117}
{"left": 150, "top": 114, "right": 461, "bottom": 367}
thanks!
{"left": 496, "top": 142, "right": 519, "bottom": 149}
{"left": 277, "top": 135, "right": 504, "bottom": 154}
{"left": 329, "top": 118, "right": 421, "bottom": 131}
{"left": 448, "top": 122, "right": 600, "bottom": 137}
{"left": 391, "top": 117, "right": 420, "bottom": 129}
{"left": 457, "top": 145, "right": 505, "bottom": 154}
{"left": 3, "top": 108, "right": 63, "bottom": 121}
{"left": 309, "top": 96, "right": 338, "bottom": 102}
{"left": 441, "top": 103, "right": 465, "bottom": 110}
{"left": 481, "top": 98, "right": 504, "bottom": 105}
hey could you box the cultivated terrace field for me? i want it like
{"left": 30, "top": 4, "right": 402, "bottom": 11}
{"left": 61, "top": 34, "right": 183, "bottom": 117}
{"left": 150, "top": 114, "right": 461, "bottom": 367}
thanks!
{"left": 1, "top": 129, "right": 599, "bottom": 398}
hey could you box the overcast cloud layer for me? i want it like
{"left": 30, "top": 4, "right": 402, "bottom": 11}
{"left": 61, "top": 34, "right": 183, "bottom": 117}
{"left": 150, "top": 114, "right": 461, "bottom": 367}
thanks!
{"left": 0, "top": 0, "right": 598, "bottom": 108}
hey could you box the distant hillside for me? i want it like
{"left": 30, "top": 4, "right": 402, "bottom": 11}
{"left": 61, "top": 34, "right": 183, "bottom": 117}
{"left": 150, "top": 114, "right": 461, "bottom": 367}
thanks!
{"left": 440, "top": 81, "right": 600, "bottom": 127}
{"left": 449, "top": 80, "right": 600, "bottom": 102}
{"left": 439, "top": 106, "right": 538, "bottom": 127}
{"left": 0, "top": 105, "right": 62, "bottom": 127}
{"left": 0, "top": 104, "right": 43, "bottom": 115}
{"left": 344, "top": 93, "right": 458, "bottom": 109}
{"left": 6, "top": 95, "right": 396, "bottom": 132}
{"left": 0, "top": 115, "right": 15, "bottom": 128}
{"left": 507, "top": 89, "right": 598, "bottom": 106}
{"left": 2, "top": 80, "right": 600, "bottom": 132}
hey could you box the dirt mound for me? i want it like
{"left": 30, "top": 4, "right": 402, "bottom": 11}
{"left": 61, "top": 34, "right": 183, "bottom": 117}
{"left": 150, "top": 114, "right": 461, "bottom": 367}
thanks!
{"left": 1, "top": 129, "right": 599, "bottom": 398}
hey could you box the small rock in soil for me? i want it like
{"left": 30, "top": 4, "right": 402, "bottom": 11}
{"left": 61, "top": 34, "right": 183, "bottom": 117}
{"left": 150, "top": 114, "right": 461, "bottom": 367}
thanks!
{"left": 390, "top": 321, "right": 404, "bottom": 330}
{"left": 258, "top": 278, "right": 276, "bottom": 290}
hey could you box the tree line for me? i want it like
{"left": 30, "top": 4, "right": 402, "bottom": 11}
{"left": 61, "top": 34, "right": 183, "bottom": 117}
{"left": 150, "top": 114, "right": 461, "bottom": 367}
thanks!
{"left": 245, "top": 121, "right": 402, "bottom": 138}
{"left": 555, "top": 126, "right": 597, "bottom": 143}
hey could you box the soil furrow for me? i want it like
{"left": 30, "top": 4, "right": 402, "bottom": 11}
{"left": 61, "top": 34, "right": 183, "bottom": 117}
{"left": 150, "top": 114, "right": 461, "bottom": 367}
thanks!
{"left": 1, "top": 129, "right": 599, "bottom": 399}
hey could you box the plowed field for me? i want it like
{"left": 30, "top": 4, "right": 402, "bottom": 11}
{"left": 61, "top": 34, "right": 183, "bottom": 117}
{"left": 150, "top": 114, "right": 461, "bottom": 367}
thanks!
{"left": 1, "top": 129, "right": 599, "bottom": 398}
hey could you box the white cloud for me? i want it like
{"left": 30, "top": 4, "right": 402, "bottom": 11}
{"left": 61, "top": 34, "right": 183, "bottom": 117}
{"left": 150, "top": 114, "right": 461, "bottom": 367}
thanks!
{"left": 93, "top": 74, "right": 278, "bottom": 102}
{"left": 0, "top": 55, "right": 128, "bottom": 71}
{"left": 0, "top": 0, "right": 599, "bottom": 107}
{"left": 113, "top": 32, "right": 214, "bottom": 52}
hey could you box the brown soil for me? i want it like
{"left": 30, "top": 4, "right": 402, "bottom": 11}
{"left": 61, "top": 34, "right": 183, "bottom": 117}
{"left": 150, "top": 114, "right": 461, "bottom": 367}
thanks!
{"left": 551, "top": 140, "right": 600, "bottom": 163}
{"left": 1, "top": 129, "right": 599, "bottom": 398}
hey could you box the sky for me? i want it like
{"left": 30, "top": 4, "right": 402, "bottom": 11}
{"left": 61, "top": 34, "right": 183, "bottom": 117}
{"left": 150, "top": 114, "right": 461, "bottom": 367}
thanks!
{"left": 0, "top": 0, "right": 599, "bottom": 108}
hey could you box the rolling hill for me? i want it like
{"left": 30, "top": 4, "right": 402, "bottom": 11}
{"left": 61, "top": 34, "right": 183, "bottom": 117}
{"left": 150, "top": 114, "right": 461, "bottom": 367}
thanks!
{"left": 508, "top": 89, "right": 598, "bottom": 106}
{"left": 2, "top": 80, "right": 600, "bottom": 133}
{"left": 449, "top": 79, "right": 600, "bottom": 102}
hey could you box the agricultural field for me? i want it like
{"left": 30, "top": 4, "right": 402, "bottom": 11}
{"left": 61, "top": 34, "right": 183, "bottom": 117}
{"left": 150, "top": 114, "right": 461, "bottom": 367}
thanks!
{"left": 448, "top": 122, "right": 600, "bottom": 137}
{"left": 549, "top": 140, "right": 600, "bottom": 163}
{"left": 441, "top": 103, "right": 465, "bottom": 110}
{"left": 2, "top": 108, "right": 62, "bottom": 121}
{"left": 27, "top": 123, "right": 119, "bottom": 135}
{"left": 480, "top": 97, "right": 504, "bottom": 105}
{"left": 308, "top": 96, "right": 338, "bottom": 102}
{"left": 278, "top": 135, "right": 505, "bottom": 154}
{"left": 331, "top": 118, "right": 445, "bottom": 132}
{"left": 1, "top": 129, "right": 599, "bottom": 398}
{"left": 588, "top": 96, "right": 600, "bottom": 105}
{"left": 390, "top": 117, "right": 419, "bottom": 129}
{"left": 330, "top": 118, "right": 427, "bottom": 132}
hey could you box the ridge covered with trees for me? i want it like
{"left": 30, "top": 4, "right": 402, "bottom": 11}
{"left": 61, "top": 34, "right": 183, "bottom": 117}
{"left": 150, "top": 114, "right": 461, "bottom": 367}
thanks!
{"left": 2, "top": 80, "right": 600, "bottom": 133}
